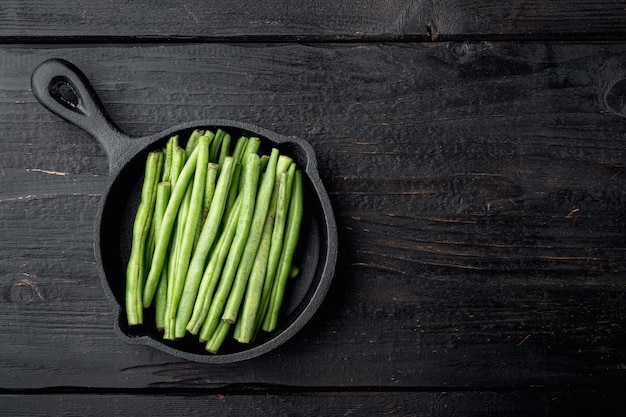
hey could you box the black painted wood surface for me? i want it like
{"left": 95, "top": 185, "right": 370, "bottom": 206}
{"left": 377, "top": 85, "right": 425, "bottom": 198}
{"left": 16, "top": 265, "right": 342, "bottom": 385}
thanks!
{"left": 1, "top": 2, "right": 626, "bottom": 415}
{"left": 2, "top": 0, "right": 626, "bottom": 41}
{"left": 3, "top": 389, "right": 626, "bottom": 416}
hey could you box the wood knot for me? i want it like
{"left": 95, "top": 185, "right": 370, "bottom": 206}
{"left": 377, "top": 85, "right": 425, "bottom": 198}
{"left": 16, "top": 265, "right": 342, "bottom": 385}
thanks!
{"left": 447, "top": 42, "right": 493, "bottom": 63}
{"left": 433, "top": 392, "right": 455, "bottom": 417}
{"left": 605, "top": 78, "right": 626, "bottom": 117}
{"left": 5, "top": 277, "right": 46, "bottom": 304}
{"left": 448, "top": 42, "right": 471, "bottom": 59}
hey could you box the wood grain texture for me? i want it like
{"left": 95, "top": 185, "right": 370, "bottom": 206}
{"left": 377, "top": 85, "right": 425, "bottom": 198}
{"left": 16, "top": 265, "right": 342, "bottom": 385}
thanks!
{"left": 1, "top": 42, "right": 626, "bottom": 391}
{"left": 3, "top": 389, "right": 626, "bottom": 416}
{"left": 1, "top": 0, "right": 625, "bottom": 41}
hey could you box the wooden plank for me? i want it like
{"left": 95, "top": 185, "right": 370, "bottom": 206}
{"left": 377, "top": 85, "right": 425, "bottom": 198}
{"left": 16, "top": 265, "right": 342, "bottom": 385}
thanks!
{"left": 1, "top": 0, "right": 625, "bottom": 41}
{"left": 1, "top": 42, "right": 626, "bottom": 389}
{"left": 2, "top": 390, "right": 626, "bottom": 416}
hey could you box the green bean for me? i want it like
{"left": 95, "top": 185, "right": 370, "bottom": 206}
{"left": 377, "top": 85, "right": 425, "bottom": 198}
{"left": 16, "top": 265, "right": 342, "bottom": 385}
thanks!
{"left": 244, "top": 137, "right": 261, "bottom": 159}
{"left": 165, "top": 135, "right": 210, "bottom": 339}
{"left": 259, "top": 154, "right": 270, "bottom": 172}
{"left": 185, "top": 129, "right": 204, "bottom": 157}
{"left": 209, "top": 129, "right": 225, "bottom": 163}
{"left": 255, "top": 162, "right": 295, "bottom": 334}
{"left": 237, "top": 137, "right": 261, "bottom": 193}
{"left": 202, "top": 130, "right": 216, "bottom": 151}
{"left": 203, "top": 163, "right": 219, "bottom": 215}
{"left": 263, "top": 169, "right": 304, "bottom": 332}
{"left": 163, "top": 147, "right": 190, "bottom": 337}
{"left": 223, "top": 136, "right": 248, "bottom": 219}
{"left": 195, "top": 162, "right": 218, "bottom": 244}
{"left": 217, "top": 133, "right": 231, "bottom": 171}
{"left": 162, "top": 147, "right": 186, "bottom": 338}
{"left": 172, "top": 168, "right": 192, "bottom": 273}
{"left": 236, "top": 166, "right": 283, "bottom": 342}
{"left": 232, "top": 136, "right": 249, "bottom": 162}
{"left": 143, "top": 153, "right": 165, "bottom": 274}
{"left": 153, "top": 182, "right": 171, "bottom": 330}
{"left": 223, "top": 148, "right": 279, "bottom": 323}
{"left": 167, "top": 143, "right": 184, "bottom": 189}
{"left": 186, "top": 195, "right": 242, "bottom": 335}
{"left": 174, "top": 156, "right": 236, "bottom": 337}
{"left": 199, "top": 152, "right": 260, "bottom": 341}
{"left": 126, "top": 150, "right": 162, "bottom": 325}
{"left": 277, "top": 155, "right": 294, "bottom": 177}
{"left": 223, "top": 163, "right": 242, "bottom": 222}
{"left": 144, "top": 218, "right": 156, "bottom": 277}
{"left": 205, "top": 320, "right": 231, "bottom": 354}
{"left": 232, "top": 311, "right": 244, "bottom": 342}
{"left": 154, "top": 258, "right": 168, "bottom": 331}
{"left": 161, "top": 135, "right": 178, "bottom": 183}
{"left": 142, "top": 144, "right": 200, "bottom": 308}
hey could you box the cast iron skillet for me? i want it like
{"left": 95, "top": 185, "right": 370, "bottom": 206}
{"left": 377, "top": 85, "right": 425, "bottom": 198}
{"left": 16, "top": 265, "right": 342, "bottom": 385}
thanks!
{"left": 30, "top": 58, "right": 337, "bottom": 363}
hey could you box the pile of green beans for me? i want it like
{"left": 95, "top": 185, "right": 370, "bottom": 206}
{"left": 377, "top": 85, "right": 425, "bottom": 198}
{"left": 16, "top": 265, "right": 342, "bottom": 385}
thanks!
{"left": 125, "top": 129, "right": 304, "bottom": 353}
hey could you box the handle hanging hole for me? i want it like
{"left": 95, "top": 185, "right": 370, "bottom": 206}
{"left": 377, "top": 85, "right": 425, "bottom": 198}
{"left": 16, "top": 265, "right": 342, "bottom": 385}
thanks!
{"left": 49, "top": 76, "right": 84, "bottom": 115}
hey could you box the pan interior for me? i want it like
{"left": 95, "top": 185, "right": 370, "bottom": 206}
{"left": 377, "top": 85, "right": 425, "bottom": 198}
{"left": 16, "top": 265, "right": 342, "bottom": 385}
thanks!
{"left": 97, "top": 125, "right": 330, "bottom": 358}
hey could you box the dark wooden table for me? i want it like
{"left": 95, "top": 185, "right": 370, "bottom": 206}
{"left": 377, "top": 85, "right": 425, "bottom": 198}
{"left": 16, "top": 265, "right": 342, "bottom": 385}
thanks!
{"left": 2, "top": 1, "right": 626, "bottom": 415}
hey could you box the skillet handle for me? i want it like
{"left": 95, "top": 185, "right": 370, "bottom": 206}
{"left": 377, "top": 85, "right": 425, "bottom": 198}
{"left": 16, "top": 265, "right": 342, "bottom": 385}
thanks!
{"left": 31, "top": 58, "right": 131, "bottom": 168}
